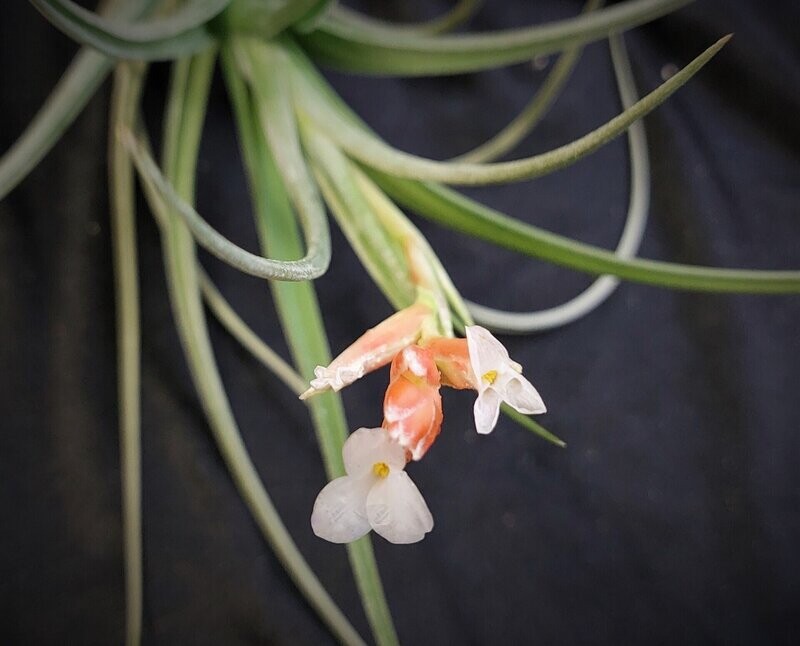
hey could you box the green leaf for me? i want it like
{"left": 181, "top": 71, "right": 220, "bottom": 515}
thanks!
{"left": 0, "top": 0, "right": 156, "bottom": 199}
{"left": 453, "top": 0, "right": 602, "bottom": 163}
{"left": 198, "top": 269, "right": 310, "bottom": 396}
{"left": 34, "top": 0, "right": 230, "bottom": 41}
{"left": 369, "top": 170, "right": 800, "bottom": 294}
{"left": 222, "top": 47, "right": 398, "bottom": 646}
{"left": 124, "top": 129, "right": 331, "bottom": 281}
{"left": 0, "top": 49, "right": 110, "bottom": 200}
{"left": 466, "top": 32, "right": 651, "bottom": 332}
{"left": 284, "top": 37, "right": 800, "bottom": 294}
{"left": 328, "top": 0, "right": 483, "bottom": 36}
{"left": 293, "top": 35, "right": 729, "bottom": 185}
{"left": 108, "top": 61, "right": 146, "bottom": 646}
{"left": 28, "top": 0, "right": 228, "bottom": 60}
{"left": 501, "top": 405, "right": 566, "bottom": 448}
{"left": 234, "top": 39, "right": 333, "bottom": 279}
{"left": 296, "top": 0, "right": 692, "bottom": 75}
{"left": 302, "top": 126, "right": 415, "bottom": 309}
{"left": 293, "top": 0, "right": 336, "bottom": 34}
{"left": 150, "top": 49, "right": 364, "bottom": 646}
{"left": 225, "top": 0, "right": 333, "bottom": 39}
{"left": 351, "top": 164, "right": 474, "bottom": 327}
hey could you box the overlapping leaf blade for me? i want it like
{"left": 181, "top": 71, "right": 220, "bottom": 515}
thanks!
{"left": 297, "top": 0, "right": 692, "bottom": 75}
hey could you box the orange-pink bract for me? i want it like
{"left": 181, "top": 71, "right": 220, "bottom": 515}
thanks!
{"left": 382, "top": 345, "right": 443, "bottom": 461}
{"left": 424, "top": 337, "right": 475, "bottom": 390}
{"left": 301, "top": 302, "right": 432, "bottom": 398}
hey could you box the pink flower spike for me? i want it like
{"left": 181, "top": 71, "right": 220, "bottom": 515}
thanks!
{"left": 300, "top": 303, "right": 432, "bottom": 399}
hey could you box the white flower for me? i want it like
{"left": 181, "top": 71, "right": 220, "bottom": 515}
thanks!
{"left": 311, "top": 427, "right": 434, "bottom": 544}
{"left": 466, "top": 325, "right": 546, "bottom": 435}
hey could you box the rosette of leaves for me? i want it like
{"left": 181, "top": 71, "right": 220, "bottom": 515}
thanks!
{"left": 3, "top": 1, "right": 799, "bottom": 645}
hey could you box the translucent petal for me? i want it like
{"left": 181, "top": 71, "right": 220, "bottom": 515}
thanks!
{"left": 473, "top": 387, "right": 502, "bottom": 435}
{"left": 343, "top": 427, "right": 406, "bottom": 477}
{"left": 308, "top": 363, "right": 364, "bottom": 393}
{"left": 503, "top": 374, "right": 547, "bottom": 415}
{"left": 311, "top": 475, "right": 373, "bottom": 543}
{"left": 366, "top": 472, "right": 433, "bottom": 544}
{"left": 465, "top": 325, "right": 510, "bottom": 390}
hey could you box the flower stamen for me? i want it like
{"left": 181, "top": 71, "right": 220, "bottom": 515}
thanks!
{"left": 372, "top": 461, "right": 390, "bottom": 478}
{"left": 482, "top": 369, "right": 498, "bottom": 385}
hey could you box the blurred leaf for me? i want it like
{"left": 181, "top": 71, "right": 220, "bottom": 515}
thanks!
{"left": 329, "top": 0, "right": 483, "bottom": 36}
{"left": 297, "top": 0, "right": 692, "bottom": 75}
{"left": 0, "top": 0, "right": 156, "bottom": 199}
{"left": 28, "top": 0, "right": 229, "bottom": 59}
{"left": 108, "top": 61, "right": 146, "bottom": 646}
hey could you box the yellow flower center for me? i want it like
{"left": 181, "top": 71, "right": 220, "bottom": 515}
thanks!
{"left": 372, "top": 462, "right": 390, "bottom": 478}
{"left": 482, "top": 369, "right": 498, "bottom": 385}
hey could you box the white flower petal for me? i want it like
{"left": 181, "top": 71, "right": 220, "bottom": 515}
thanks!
{"left": 311, "top": 475, "right": 373, "bottom": 543}
{"left": 308, "top": 364, "right": 364, "bottom": 393}
{"left": 474, "top": 387, "right": 502, "bottom": 435}
{"left": 503, "top": 374, "right": 546, "bottom": 415}
{"left": 465, "top": 326, "right": 511, "bottom": 390}
{"left": 366, "top": 472, "right": 433, "bottom": 544}
{"left": 342, "top": 427, "right": 407, "bottom": 477}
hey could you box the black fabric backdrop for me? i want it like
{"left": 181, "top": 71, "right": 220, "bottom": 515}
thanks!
{"left": 1, "top": 1, "right": 799, "bottom": 644}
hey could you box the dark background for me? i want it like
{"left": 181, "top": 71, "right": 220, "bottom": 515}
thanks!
{"left": 2, "top": 0, "right": 799, "bottom": 644}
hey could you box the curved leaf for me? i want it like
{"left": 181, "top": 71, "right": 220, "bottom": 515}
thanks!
{"left": 293, "top": 35, "right": 729, "bottom": 185}
{"left": 154, "top": 50, "right": 365, "bottom": 646}
{"left": 33, "top": 0, "right": 229, "bottom": 41}
{"left": 328, "top": 0, "right": 483, "bottom": 36}
{"left": 297, "top": 0, "right": 692, "bottom": 75}
{"left": 198, "top": 269, "right": 309, "bottom": 395}
{"left": 125, "top": 130, "right": 331, "bottom": 281}
{"left": 284, "top": 38, "right": 800, "bottom": 294}
{"left": 28, "top": 0, "right": 225, "bottom": 59}
{"left": 453, "top": 0, "right": 602, "bottom": 163}
{"left": 226, "top": 0, "right": 332, "bottom": 39}
{"left": 0, "top": 0, "right": 156, "bottom": 199}
{"left": 222, "top": 48, "right": 398, "bottom": 646}
{"left": 304, "top": 128, "right": 415, "bottom": 309}
{"left": 236, "top": 40, "right": 333, "bottom": 280}
{"left": 467, "top": 32, "right": 650, "bottom": 332}
{"left": 370, "top": 170, "right": 800, "bottom": 294}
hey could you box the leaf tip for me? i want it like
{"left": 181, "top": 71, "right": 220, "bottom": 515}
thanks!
{"left": 697, "top": 34, "right": 734, "bottom": 63}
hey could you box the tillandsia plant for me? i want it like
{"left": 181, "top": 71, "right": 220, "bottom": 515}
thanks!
{"left": 3, "top": 0, "right": 800, "bottom": 644}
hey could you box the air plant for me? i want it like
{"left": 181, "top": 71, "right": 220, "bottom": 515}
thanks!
{"left": 4, "top": 0, "right": 799, "bottom": 644}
